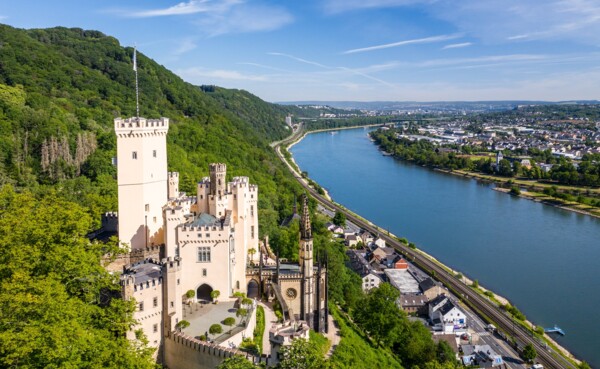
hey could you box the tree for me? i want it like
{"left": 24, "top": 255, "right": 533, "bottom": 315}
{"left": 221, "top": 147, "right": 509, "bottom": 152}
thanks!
{"left": 499, "top": 159, "right": 513, "bottom": 177}
{"left": 223, "top": 317, "right": 236, "bottom": 332}
{"left": 248, "top": 248, "right": 257, "bottom": 265}
{"left": 185, "top": 290, "right": 195, "bottom": 303}
{"left": 175, "top": 320, "right": 190, "bottom": 331}
{"left": 278, "top": 338, "right": 324, "bottom": 369}
{"left": 333, "top": 210, "right": 346, "bottom": 227}
{"left": 521, "top": 343, "right": 537, "bottom": 363}
{"left": 217, "top": 356, "right": 258, "bottom": 369}
{"left": 209, "top": 324, "right": 223, "bottom": 335}
{"left": 211, "top": 290, "right": 221, "bottom": 303}
{"left": 236, "top": 308, "right": 248, "bottom": 319}
{"left": 353, "top": 283, "right": 404, "bottom": 346}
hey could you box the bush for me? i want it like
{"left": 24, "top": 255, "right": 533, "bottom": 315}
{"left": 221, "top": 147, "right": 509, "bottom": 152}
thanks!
{"left": 209, "top": 324, "right": 222, "bottom": 335}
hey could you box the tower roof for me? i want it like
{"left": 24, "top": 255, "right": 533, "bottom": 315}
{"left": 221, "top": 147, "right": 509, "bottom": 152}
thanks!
{"left": 300, "top": 194, "right": 311, "bottom": 240}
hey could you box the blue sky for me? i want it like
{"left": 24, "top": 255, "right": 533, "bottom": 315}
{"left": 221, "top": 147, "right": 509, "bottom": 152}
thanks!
{"left": 2, "top": 0, "right": 600, "bottom": 102}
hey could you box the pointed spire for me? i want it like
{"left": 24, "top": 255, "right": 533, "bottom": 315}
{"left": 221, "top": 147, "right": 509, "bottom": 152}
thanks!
{"left": 300, "top": 194, "right": 311, "bottom": 240}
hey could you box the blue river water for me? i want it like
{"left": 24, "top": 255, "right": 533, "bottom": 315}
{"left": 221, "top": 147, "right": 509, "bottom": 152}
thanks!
{"left": 290, "top": 127, "right": 600, "bottom": 367}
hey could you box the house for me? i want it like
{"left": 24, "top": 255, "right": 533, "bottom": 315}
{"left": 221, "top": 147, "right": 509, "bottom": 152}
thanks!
{"left": 325, "top": 222, "right": 344, "bottom": 234}
{"left": 345, "top": 234, "right": 360, "bottom": 248}
{"left": 373, "top": 237, "right": 386, "bottom": 248}
{"left": 385, "top": 269, "right": 420, "bottom": 295}
{"left": 394, "top": 258, "right": 409, "bottom": 270}
{"left": 360, "top": 270, "right": 383, "bottom": 292}
{"left": 400, "top": 293, "right": 428, "bottom": 314}
{"left": 419, "top": 277, "right": 444, "bottom": 301}
{"left": 358, "top": 230, "right": 374, "bottom": 245}
{"left": 461, "top": 344, "right": 503, "bottom": 367}
{"left": 429, "top": 294, "right": 467, "bottom": 332}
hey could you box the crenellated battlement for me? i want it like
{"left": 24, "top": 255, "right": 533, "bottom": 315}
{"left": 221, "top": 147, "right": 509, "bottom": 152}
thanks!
{"left": 114, "top": 117, "right": 169, "bottom": 133}
{"left": 103, "top": 211, "right": 118, "bottom": 219}
{"left": 168, "top": 172, "right": 179, "bottom": 178}
{"left": 162, "top": 256, "right": 182, "bottom": 271}
{"left": 208, "top": 163, "right": 227, "bottom": 173}
{"left": 168, "top": 331, "right": 241, "bottom": 357}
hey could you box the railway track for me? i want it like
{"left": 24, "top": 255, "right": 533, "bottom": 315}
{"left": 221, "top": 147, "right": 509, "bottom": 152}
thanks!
{"left": 273, "top": 133, "right": 574, "bottom": 369}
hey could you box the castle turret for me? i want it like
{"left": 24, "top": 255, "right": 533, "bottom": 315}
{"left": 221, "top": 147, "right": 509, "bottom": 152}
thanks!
{"left": 162, "top": 257, "right": 182, "bottom": 336}
{"left": 168, "top": 172, "right": 179, "bottom": 199}
{"left": 208, "top": 163, "right": 228, "bottom": 217}
{"left": 115, "top": 117, "right": 169, "bottom": 250}
{"left": 299, "top": 194, "right": 314, "bottom": 328}
{"left": 209, "top": 163, "right": 227, "bottom": 197}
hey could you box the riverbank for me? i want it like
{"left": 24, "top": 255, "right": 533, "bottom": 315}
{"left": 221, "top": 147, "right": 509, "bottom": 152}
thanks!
{"left": 279, "top": 126, "right": 584, "bottom": 367}
{"left": 435, "top": 168, "right": 600, "bottom": 220}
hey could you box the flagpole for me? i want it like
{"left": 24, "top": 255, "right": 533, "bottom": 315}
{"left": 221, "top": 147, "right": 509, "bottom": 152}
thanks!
{"left": 133, "top": 46, "right": 140, "bottom": 121}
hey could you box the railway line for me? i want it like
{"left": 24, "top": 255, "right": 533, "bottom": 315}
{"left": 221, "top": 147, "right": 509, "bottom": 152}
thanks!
{"left": 273, "top": 131, "right": 574, "bottom": 369}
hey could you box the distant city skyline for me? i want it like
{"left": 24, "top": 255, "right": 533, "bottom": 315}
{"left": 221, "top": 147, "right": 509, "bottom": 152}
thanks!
{"left": 2, "top": 0, "right": 600, "bottom": 102}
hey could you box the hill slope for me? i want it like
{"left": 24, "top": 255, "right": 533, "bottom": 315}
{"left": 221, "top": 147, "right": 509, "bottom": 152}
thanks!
{"left": 0, "top": 24, "right": 299, "bottom": 236}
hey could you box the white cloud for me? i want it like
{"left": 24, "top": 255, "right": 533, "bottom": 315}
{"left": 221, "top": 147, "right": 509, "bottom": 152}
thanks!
{"left": 119, "top": 0, "right": 291, "bottom": 36}
{"left": 324, "top": 0, "right": 432, "bottom": 14}
{"left": 442, "top": 42, "right": 472, "bottom": 50}
{"left": 343, "top": 34, "right": 461, "bottom": 54}
{"left": 173, "top": 39, "right": 197, "bottom": 55}
{"left": 177, "top": 67, "right": 269, "bottom": 81}
{"left": 200, "top": 4, "right": 293, "bottom": 36}
{"left": 129, "top": 0, "right": 239, "bottom": 18}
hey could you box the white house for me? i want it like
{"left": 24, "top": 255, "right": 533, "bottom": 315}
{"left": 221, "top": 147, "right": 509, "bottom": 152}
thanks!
{"left": 373, "top": 237, "right": 386, "bottom": 248}
{"left": 360, "top": 270, "right": 382, "bottom": 292}
{"left": 429, "top": 294, "right": 467, "bottom": 332}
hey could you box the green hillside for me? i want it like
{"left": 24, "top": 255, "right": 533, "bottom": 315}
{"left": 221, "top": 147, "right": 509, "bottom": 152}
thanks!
{"left": 0, "top": 24, "right": 300, "bottom": 236}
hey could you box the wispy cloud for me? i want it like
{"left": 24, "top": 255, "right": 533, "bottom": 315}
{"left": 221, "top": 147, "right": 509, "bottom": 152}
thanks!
{"left": 0, "top": 15, "right": 7, "bottom": 21}
{"left": 269, "top": 52, "right": 395, "bottom": 87}
{"left": 442, "top": 42, "right": 472, "bottom": 50}
{"left": 115, "top": 0, "right": 291, "bottom": 36}
{"left": 128, "top": 0, "right": 239, "bottom": 18}
{"left": 177, "top": 67, "right": 269, "bottom": 81}
{"left": 174, "top": 39, "right": 197, "bottom": 55}
{"left": 201, "top": 4, "right": 292, "bottom": 36}
{"left": 343, "top": 34, "right": 461, "bottom": 54}
{"left": 324, "top": 0, "right": 432, "bottom": 14}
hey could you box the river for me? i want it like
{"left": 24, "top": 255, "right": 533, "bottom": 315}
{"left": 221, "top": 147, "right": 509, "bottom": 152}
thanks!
{"left": 290, "top": 127, "right": 600, "bottom": 368}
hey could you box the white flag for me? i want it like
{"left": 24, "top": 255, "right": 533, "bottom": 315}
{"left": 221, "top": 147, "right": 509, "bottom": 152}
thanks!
{"left": 133, "top": 47, "right": 137, "bottom": 72}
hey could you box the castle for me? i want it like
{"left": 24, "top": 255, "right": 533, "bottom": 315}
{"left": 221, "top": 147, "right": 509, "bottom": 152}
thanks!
{"left": 108, "top": 115, "right": 327, "bottom": 366}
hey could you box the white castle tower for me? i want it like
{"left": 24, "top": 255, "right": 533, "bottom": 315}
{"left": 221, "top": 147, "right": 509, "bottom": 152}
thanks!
{"left": 115, "top": 117, "right": 169, "bottom": 250}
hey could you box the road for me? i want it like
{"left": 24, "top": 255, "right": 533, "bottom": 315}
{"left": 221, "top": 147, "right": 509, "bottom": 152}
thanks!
{"left": 273, "top": 129, "right": 575, "bottom": 369}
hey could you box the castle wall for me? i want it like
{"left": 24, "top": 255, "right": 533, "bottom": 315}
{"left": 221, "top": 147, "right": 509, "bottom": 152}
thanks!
{"left": 164, "top": 332, "right": 244, "bottom": 369}
{"left": 178, "top": 224, "right": 235, "bottom": 299}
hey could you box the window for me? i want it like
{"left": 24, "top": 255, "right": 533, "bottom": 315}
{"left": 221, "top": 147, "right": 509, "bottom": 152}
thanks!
{"left": 197, "top": 233, "right": 202, "bottom": 238}
{"left": 200, "top": 195, "right": 203, "bottom": 199}
{"left": 251, "top": 226, "right": 255, "bottom": 239}
{"left": 153, "top": 324, "right": 158, "bottom": 333}
{"left": 132, "top": 151, "right": 138, "bottom": 159}
{"left": 205, "top": 233, "right": 210, "bottom": 238}
{"left": 170, "top": 301, "right": 174, "bottom": 308}
{"left": 251, "top": 205, "right": 254, "bottom": 216}
{"left": 177, "top": 278, "right": 180, "bottom": 285}
{"left": 202, "top": 268, "right": 207, "bottom": 277}
{"left": 145, "top": 204, "right": 149, "bottom": 212}
{"left": 153, "top": 297, "right": 158, "bottom": 307}
{"left": 197, "top": 247, "right": 211, "bottom": 262}
{"left": 139, "top": 302, "right": 144, "bottom": 311}
{"left": 236, "top": 281, "right": 240, "bottom": 289}
{"left": 153, "top": 150, "right": 157, "bottom": 158}
{"left": 153, "top": 216, "right": 157, "bottom": 223}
